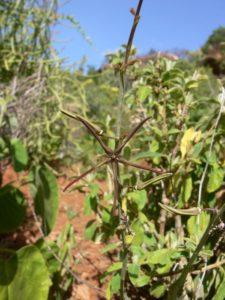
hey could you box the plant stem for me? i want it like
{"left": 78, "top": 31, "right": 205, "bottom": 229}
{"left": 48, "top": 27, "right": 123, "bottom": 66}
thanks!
{"left": 116, "top": 74, "right": 125, "bottom": 139}
{"left": 168, "top": 202, "right": 225, "bottom": 300}
{"left": 112, "top": 159, "right": 128, "bottom": 299}
{"left": 120, "top": 230, "right": 129, "bottom": 300}
{"left": 116, "top": 79, "right": 128, "bottom": 300}
{"left": 124, "top": 0, "right": 144, "bottom": 66}
{"left": 115, "top": 2, "right": 144, "bottom": 298}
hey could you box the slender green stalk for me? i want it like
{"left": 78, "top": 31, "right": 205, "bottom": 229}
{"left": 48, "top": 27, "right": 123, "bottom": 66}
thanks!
{"left": 120, "top": 230, "right": 129, "bottom": 300}
{"left": 112, "top": 160, "right": 129, "bottom": 299}
{"left": 116, "top": 75, "right": 126, "bottom": 139}
{"left": 168, "top": 202, "right": 225, "bottom": 300}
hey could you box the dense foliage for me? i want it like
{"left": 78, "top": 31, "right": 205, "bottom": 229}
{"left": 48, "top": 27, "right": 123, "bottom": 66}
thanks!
{"left": 75, "top": 54, "right": 225, "bottom": 299}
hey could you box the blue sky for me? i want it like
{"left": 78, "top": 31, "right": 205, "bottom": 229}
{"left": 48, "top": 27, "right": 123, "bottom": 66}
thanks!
{"left": 54, "top": 0, "right": 225, "bottom": 68}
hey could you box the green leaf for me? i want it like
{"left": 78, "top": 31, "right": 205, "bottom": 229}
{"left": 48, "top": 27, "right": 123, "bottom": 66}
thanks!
{"left": 0, "top": 245, "right": 51, "bottom": 300}
{"left": 146, "top": 249, "right": 178, "bottom": 265}
{"left": 212, "top": 275, "right": 225, "bottom": 300}
{"left": 200, "top": 249, "right": 213, "bottom": 258}
{"left": 137, "top": 86, "right": 151, "bottom": 102}
{"left": 128, "top": 264, "right": 150, "bottom": 287}
{"left": 0, "top": 138, "right": 7, "bottom": 159}
{"left": 168, "top": 128, "right": 180, "bottom": 135}
{"left": 128, "top": 264, "right": 139, "bottom": 280}
{"left": 101, "top": 243, "right": 119, "bottom": 254}
{"left": 180, "top": 176, "right": 192, "bottom": 202}
{"left": 101, "top": 209, "right": 111, "bottom": 224}
{"left": 133, "top": 151, "right": 163, "bottom": 161}
{"left": 84, "top": 220, "right": 97, "bottom": 240}
{"left": 191, "top": 142, "right": 203, "bottom": 158}
{"left": 207, "top": 168, "right": 224, "bottom": 193}
{"left": 186, "top": 80, "right": 198, "bottom": 90}
{"left": 111, "top": 57, "right": 122, "bottom": 65}
{"left": 84, "top": 194, "right": 97, "bottom": 216}
{"left": 128, "top": 190, "right": 147, "bottom": 210}
{"left": 35, "top": 239, "right": 61, "bottom": 275}
{"left": 106, "top": 281, "right": 111, "bottom": 300}
{"left": 187, "top": 212, "right": 210, "bottom": 239}
{"left": 107, "top": 262, "right": 123, "bottom": 273}
{"left": 141, "top": 249, "right": 180, "bottom": 275}
{"left": 123, "top": 146, "right": 131, "bottom": 160}
{"left": 132, "top": 232, "right": 145, "bottom": 246}
{"left": 156, "top": 262, "right": 173, "bottom": 274}
{"left": 0, "top": 186, "right": 26, "bottom": 233}
{"left": 10, "top": 138, "right": 28, "bottom": 172}
{"left": 89, "top": 183, "right": 99, "bottom": 197}
{"left": 110, "top": 273, "right": 121, "bottom": 293}
{"left": 205, "top": 151, "right": 218, "bottom": 167}
{"left": 133, "top": 275, "right": 150, "bottom": 287}
{"left": 150, "top": 283, "right": 166, "bottom": 298}
{"left": 30, "top": 165, "right": 59, "bottom": 235}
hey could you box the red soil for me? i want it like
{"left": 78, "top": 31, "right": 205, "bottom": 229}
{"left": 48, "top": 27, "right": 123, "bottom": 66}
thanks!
{"left": 1, "top": 165, "right": 113, "bottom": 300}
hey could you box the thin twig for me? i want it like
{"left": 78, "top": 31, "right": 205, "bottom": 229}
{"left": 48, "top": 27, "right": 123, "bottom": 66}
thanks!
{"left": 118, "top": 157, "right": 164, "bottom": 173}
{"left": 191, "top": 258, "right": 225, "bottom": 275}
{"left": 124, "top": 0, "right": 144, "bottom": 66}
{"left": 63, "top": 158, "right": 110, "bottom": 191}
{"left": 115, "top": 116, "right": 151, "bottom": 154}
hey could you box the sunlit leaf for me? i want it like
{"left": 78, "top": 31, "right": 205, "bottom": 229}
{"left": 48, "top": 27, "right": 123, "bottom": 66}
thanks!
{"left": 207, "top": 167, "right": 224, "bottom": 193}
{"left": 187, "top": 212, "right": 210, "bottom": 239}
{"left": 150, "top": 283, "right": 166, "bottom": 299}
{"left": 0, "top": 245, "right": 51, "bottom": 300}
{"left": 180, "top": 176, "right": 192, "bottom": 202}
{"left": 101, "top": 243, "right": 119, "bottom": 254}
{"left": 110, "top": 273, "right": 121, "bottom": 293}
{"left": 127, "top": 190, "right": 147, "bottom": 210}
{"left": 84, "top": 220, "right": 97, "bottom": 240}
{"left": 137, "top": 86, "right": 151, "bottom": 102}
{"left": 212, "top": 275, "right": 225, "bottom": 300}
{"left": 180, "top": 128, "right": 201, "bottom": 158}
{"left": 107, "top": 262, "right": 123, "bottom": 273}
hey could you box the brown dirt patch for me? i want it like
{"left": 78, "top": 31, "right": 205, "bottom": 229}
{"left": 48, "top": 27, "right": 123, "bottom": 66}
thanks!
{"left": 53, "top": 177, "right": 113, "bottom": 300}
